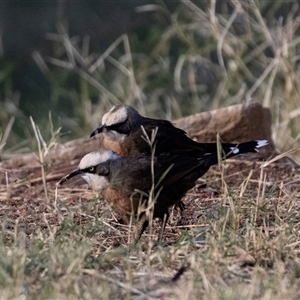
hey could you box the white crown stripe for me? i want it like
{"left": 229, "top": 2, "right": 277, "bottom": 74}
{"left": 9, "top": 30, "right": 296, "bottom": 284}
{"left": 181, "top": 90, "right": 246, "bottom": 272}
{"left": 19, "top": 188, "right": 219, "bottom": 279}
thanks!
{"left": 103, "top": 106, "right": 128, "bottom": 126}
{"left": 78, "top": 150, "right": 120, "bottom": 169}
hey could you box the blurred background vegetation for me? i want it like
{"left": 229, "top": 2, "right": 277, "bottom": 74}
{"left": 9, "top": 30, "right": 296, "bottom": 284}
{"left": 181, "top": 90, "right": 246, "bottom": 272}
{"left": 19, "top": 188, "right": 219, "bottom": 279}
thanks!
{"left": 0, "top": 0, "right": 299, "bottom": 159}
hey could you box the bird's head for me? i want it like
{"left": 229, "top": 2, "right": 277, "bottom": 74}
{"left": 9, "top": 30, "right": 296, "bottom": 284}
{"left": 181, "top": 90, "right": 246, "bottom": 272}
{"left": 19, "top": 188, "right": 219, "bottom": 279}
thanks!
{"left": 90, "top": 104, "right": 141, "bottom": 139}
{"left": 58, "top": 150, "right": 120, "bottom": 191}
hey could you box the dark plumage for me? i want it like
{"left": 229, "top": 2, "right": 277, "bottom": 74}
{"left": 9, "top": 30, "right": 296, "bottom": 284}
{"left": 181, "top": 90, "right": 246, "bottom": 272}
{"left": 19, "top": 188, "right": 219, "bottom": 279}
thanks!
{"left": 59, "top": 140, "right": 268, "bottom": 242}
{"left": 90, "top": 104, "right": 248, "bottom": 157}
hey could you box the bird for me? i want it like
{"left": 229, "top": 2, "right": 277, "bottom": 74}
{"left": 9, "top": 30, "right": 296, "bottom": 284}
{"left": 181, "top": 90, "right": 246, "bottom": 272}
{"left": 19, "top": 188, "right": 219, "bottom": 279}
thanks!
{"left": 89, "top": 104, "right": 256, "bottom": 157}
{"left": 59, "top": 140, "right": 268, "bottom": 242}
{"left": 90, "top": 104, "right": 266, "bottom": 212}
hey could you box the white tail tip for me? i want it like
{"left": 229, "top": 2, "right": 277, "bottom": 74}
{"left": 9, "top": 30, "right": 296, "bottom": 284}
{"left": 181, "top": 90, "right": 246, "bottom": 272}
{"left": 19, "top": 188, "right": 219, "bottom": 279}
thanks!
{"left": 256, "top": 140, "right": 268, "bottom": 148}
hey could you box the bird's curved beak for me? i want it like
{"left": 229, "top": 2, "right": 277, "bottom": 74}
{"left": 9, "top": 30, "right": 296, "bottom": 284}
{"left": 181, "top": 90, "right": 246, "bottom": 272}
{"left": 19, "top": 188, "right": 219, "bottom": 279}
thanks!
{"left": 58, "top": 168, "right": 82, "bottom": 185}
{"left": 90, "top": 125, "right": 105, "bottom": 138}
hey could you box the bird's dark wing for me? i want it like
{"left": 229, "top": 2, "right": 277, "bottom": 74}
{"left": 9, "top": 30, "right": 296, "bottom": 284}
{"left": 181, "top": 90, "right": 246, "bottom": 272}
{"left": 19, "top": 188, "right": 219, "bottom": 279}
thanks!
{"left": 107, "top": 155, "right": 204, "bottom": 194}
{"left": 153, "top": 154, "right": 210, "bottom": 188}
{"left": 139, "top": 118, "right": 263, "bottom": 156}
{"left": 107, "top": 157, "right": 154, "bottom": 192}
{"left": 152, "top": 140, "right": 265, "bottom": 187}
{"left": 138, "top": 118, "right": 209, "bottom": 156}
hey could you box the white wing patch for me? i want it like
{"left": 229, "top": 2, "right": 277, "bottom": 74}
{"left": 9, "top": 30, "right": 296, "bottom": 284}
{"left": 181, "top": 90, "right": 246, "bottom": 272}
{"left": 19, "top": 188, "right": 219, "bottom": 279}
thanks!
{"left": 230, "top": 147, "right": 240, "bottom": 154}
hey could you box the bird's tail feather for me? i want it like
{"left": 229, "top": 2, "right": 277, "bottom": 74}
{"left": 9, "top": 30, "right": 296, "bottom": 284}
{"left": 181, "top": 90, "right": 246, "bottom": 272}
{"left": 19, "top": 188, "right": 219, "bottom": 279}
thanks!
{"left": 203, "top": 140, "right": 268, "bottom": 165}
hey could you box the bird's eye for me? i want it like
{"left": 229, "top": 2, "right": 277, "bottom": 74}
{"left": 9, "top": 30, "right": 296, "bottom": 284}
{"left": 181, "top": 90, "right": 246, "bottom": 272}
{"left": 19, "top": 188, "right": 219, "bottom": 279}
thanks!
{"left": 89, "top": 167, "right": 95, "bottom": 172}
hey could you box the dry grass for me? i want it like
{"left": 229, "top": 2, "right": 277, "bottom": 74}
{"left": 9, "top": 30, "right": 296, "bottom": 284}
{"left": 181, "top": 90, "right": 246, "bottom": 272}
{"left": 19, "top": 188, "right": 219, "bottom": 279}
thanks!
{"left": 41, "top": 1, "right": 300, "bottom": 160}
{"left": 0, "top": 148, "right": 300, "bottom": 299}
{"left": 1, "top": 1, "right": 300, "bottom": 299}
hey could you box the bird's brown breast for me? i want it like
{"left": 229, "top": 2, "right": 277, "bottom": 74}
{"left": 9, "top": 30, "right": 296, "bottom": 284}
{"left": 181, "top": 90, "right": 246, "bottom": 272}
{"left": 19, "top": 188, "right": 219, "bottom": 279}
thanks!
{"left": 103, "top": 187, "right": 143, "bottom": 215}
{"left": 101, "top": 138, "right": 129, "bottom": 156}
{"left": 102, "top": 134, "right": 149, "bottom": 156}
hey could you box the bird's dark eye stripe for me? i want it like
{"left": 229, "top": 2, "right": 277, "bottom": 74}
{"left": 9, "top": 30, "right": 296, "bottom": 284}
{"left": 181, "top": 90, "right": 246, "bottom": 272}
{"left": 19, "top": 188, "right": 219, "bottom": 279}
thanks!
{"left": 107, "top": 120, "right": 130, "bottom": 134}
{"left": 108, "top": 124, "right": 120, "bottom": 130}
{"left": 84, "top": 166, "right": 96, "bottom": 173}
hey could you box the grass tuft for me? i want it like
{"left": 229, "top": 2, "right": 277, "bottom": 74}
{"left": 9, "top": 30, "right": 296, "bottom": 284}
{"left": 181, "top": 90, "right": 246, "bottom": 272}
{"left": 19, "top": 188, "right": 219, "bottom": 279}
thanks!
{"left": 0, "top": 1, "right": 300, "bottom": 299}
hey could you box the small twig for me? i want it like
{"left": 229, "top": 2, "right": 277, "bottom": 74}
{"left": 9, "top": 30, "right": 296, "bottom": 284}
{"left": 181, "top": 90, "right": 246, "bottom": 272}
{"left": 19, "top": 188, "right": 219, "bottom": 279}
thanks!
{"left": 171, "top": 265, "right": 189, "bottom": 282}
{"left": 262, "top": 148, "right": 299, "bottom": 168}
{"left": 82, "top": 269, "right": 152, "bottom": 299}
{"left": 30, "top": 116, "right": 48, "bottom": 200}
{"left": 43, "top": 212, "right": 55, "bottom": 242}
{"left": 0, "top": 116, "right": 15, "bottom": 155}
{"left": 217, "top": 2, "right": 241, "bottom": 75}
{"left": 245, "top": 52, "right": 281, "bottom": 102}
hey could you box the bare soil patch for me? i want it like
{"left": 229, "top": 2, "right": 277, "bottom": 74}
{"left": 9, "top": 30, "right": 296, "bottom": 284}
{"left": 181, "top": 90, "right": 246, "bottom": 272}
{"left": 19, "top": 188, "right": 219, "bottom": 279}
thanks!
{"left": 0, "top": 153, "right": 298, "bottom": 243}
{"left": 1, "top": 152, "right": 300, "bottom": 299}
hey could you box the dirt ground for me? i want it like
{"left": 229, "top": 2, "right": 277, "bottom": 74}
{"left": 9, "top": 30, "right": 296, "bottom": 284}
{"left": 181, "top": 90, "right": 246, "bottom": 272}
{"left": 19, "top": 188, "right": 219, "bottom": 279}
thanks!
{"left": 0, "top": 151, "right": 298, "bottom": 243}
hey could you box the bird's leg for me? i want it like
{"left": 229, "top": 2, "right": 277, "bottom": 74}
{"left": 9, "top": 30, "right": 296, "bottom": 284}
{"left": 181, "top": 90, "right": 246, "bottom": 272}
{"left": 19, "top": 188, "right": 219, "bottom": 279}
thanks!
{"left": 135, "top": 218, "right": 149, "bottom": 244}
{"left": 157, "top": 211, "right": 169, "bottom": 243}
{"left": 175, "top": 200, "right": 185, "bottom": 212}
